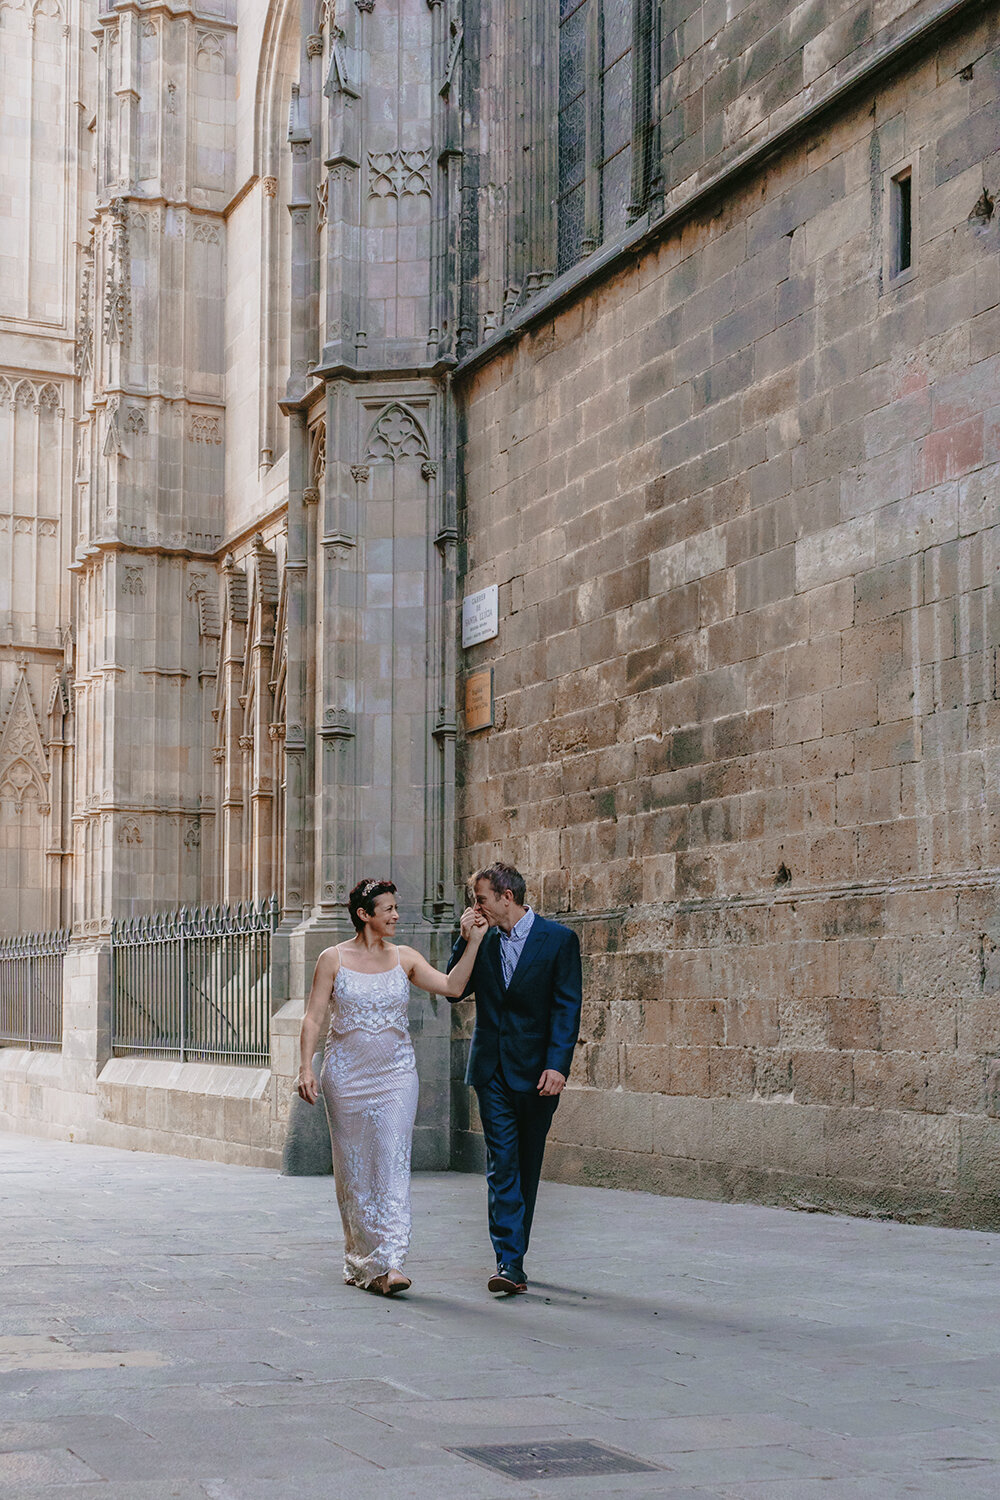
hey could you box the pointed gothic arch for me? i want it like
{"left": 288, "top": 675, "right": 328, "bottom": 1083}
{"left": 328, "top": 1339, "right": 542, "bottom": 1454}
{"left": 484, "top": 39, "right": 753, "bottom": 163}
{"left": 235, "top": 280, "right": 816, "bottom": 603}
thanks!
{"left": 212, "top": 554, "right": 249, "bottom": 901}
{"left": 242, "top": 537, "right": 280, "bottom": 899}
{"left": 268, "top": 564, "right": 288, "bottom": 903}
{"left": 210, "top": 538, "right": 287, "bottom": 904}
{"left": 0, "top": 668, "right": 49, "bottom": 813}
{"left": 253, "top": 0, "right": 300, "bottom": 179}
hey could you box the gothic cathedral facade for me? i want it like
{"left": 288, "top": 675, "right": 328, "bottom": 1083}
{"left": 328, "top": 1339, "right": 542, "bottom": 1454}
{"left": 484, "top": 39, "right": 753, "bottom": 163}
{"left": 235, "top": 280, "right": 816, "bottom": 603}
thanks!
{"left": 3, "top": 0, "right": 1000, "bottom": 1219}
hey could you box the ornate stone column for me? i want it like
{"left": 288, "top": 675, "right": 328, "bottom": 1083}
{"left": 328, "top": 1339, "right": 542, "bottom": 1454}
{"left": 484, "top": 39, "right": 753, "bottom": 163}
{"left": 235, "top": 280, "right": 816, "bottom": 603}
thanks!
{"left": 64, "top": 0, "right": 236, "bottom": 1092}
{"left": 278, "top": 0, "right": 461, "bottom": 1168}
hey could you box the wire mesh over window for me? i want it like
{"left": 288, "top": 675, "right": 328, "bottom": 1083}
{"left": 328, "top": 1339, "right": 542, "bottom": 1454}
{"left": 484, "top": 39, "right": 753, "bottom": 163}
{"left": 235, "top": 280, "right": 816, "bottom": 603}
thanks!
{"left": 558, "top": 0, "right": 589, "bottom": 274}
{"left": 556, "top": 0, "right": 656, "bottom": 277}
{"left": 600, "top": 0, "right": 634, "bottom": 238}
{"left": 460, "top": 0, "right": 662, "bottom": 344}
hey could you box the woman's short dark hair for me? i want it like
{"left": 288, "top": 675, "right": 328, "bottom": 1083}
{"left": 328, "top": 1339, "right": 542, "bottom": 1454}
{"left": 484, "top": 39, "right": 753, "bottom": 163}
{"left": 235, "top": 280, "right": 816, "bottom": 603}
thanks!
{"left": 348, "top": 878, "right": 397, "bottom": 933}
{"left": 474, "top": 862, "right": 526, "bottom": 907}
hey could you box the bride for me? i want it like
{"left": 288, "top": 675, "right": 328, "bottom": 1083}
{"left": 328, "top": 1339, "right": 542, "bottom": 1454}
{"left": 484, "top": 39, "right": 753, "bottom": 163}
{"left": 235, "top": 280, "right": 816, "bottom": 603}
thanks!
{"left": 296, "top": 878, "right": 486, "bottom": 1296}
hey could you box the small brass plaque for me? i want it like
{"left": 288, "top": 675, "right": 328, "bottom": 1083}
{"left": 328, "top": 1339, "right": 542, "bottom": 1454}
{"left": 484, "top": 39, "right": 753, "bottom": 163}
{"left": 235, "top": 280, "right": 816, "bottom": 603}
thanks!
{"left": 465, "top": 668, "right": 494, "bottom": 732}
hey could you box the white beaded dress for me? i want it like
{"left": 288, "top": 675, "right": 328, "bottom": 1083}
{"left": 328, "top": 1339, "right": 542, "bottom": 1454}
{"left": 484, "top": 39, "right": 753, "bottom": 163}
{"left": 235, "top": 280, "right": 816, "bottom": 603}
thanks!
{"left": 320, "top": 948, "right": 419, "bottom": 1287}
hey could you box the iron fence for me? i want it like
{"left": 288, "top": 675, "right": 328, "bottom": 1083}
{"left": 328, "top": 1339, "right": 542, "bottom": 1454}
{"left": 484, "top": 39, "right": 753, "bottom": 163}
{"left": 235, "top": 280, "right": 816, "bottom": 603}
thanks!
{"left": 111, "top": 897, "right": 279, "bottom": 1066}
{"left": 0, "top": 928, "right": 68, "bottom": 1050}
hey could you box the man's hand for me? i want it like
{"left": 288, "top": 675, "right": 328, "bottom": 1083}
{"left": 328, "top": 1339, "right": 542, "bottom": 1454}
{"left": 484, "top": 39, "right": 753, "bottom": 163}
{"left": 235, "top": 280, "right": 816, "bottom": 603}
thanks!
{"left": 537, "top": 1069, "right": 566, "bottom": 1097}
{"left": 459, "top": 906, "right": 479, "bottom": 940}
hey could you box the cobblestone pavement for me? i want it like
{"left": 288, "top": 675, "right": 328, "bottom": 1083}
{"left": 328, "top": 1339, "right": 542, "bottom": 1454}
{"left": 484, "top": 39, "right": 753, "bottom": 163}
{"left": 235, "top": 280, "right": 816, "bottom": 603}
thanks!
{"left": 2, "top": 1134, "right": 999, "bottom": 1499}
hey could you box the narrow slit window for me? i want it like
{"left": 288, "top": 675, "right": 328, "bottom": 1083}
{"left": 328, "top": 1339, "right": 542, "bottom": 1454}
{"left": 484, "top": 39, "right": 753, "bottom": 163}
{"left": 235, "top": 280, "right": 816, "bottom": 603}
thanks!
{"left": 891, "top": 170, "right": 912, "bottom": 276}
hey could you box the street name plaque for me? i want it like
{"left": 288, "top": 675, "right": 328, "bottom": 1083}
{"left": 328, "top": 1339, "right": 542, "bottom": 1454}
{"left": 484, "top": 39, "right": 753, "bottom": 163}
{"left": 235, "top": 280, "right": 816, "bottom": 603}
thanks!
{"left": 461, "top": 583, "right": 498, "bottom": 648}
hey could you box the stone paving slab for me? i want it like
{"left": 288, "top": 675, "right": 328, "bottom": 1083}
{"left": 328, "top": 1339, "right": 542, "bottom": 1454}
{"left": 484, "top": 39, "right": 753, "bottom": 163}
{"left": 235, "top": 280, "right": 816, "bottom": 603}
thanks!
{"left": 1, "top": 1134, "right": 999, "bottom": 1498}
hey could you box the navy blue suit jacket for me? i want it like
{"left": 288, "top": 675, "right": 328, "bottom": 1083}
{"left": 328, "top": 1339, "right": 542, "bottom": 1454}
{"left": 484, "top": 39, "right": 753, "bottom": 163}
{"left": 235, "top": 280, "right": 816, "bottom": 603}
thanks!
{"left": 448, "top": 915, "right": 583, "bottom": 1092}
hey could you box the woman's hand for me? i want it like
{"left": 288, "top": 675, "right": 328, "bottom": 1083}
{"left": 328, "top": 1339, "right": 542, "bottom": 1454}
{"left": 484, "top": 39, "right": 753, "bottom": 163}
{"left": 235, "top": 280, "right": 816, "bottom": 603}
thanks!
{"left": 466, "top": 911, "right": 488, "bottom": 944}
{"left": 297, "top": 1067, "right": 319, "bottom": 1105}
{"left": 297, "top": 947, "right": 337, "bottom": 1105}
{"left": 459, "top": 906, "right": 479, "bottom": 940}
{"left": 400, "top": 910, "right": 489, "bottom": 998}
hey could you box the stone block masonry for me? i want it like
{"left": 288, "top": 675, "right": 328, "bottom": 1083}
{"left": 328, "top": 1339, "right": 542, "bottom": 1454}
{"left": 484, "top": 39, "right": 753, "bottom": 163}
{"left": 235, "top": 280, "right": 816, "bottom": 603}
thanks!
{"left": 455, "top": 8, "right": 1000, "bottom": 1227}
{"left": 3, "top": 0, "right": 998, "bottom": 1203}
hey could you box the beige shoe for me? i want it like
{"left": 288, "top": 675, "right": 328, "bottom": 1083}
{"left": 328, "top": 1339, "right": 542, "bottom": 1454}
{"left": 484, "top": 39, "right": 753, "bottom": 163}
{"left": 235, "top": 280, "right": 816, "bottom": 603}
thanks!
{"left": 370, "top": 1271, "right": 411, "bottom": 1296}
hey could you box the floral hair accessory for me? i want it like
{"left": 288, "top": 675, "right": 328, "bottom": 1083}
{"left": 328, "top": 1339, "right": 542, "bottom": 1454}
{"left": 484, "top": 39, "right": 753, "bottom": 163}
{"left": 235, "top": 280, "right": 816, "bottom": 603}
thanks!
{"left": 361, "top": 880, "right": 378, "bottom": 898}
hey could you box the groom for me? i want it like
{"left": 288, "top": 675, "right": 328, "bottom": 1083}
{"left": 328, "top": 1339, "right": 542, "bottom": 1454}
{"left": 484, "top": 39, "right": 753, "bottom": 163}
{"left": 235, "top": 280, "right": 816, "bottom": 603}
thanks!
{"left": 448, "top": 862, "right": 582, "bottom": 1295}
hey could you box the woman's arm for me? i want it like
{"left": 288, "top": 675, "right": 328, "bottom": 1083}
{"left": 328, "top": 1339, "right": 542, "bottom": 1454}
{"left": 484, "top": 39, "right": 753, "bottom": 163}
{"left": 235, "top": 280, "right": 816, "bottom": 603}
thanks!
{"left": 399, "top": 918, "right": 487, "bottom": 999}
{"left": 296, "top": 946, "right": 339, "bottom": 1103}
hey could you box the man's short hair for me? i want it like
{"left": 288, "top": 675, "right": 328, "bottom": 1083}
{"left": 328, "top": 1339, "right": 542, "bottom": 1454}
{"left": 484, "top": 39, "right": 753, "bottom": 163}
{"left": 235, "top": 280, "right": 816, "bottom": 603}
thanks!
{"left": 474, "top": 861, "right": 526, "bottom": 907}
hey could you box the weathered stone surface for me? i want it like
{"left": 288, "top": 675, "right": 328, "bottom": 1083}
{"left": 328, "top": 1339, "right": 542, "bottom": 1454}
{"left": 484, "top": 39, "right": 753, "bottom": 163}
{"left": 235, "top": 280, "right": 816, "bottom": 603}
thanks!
{"left": 454, "top": 6, "right": 1000, "bottom": 1227}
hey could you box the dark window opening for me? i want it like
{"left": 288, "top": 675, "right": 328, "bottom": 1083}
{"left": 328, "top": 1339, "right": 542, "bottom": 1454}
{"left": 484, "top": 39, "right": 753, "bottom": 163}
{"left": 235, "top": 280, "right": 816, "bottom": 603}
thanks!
{"left": 891, "top": 170, "right": 912, "bottom": 276}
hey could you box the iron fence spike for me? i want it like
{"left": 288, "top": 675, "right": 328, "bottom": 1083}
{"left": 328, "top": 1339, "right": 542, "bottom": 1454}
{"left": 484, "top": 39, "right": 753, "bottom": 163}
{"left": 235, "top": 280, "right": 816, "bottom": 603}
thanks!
{"left": 94, "top": 898, "right": 272, "bottom": 1070}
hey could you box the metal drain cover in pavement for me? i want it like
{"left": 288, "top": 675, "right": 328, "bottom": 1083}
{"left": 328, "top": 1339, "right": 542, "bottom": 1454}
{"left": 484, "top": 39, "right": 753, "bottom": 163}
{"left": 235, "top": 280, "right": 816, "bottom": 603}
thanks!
{"left": 450, "top": 1439, "right": 661, "bottom": 1481}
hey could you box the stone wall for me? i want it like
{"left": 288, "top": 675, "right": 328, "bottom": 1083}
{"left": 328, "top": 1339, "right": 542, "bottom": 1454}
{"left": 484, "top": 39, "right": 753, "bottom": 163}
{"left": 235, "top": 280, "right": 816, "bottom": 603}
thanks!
{"left": 656, "top": 0, "right": 965, "bottom": 203}
{"left": 454, "top": 9, "right": 1000, "bottom": 1226}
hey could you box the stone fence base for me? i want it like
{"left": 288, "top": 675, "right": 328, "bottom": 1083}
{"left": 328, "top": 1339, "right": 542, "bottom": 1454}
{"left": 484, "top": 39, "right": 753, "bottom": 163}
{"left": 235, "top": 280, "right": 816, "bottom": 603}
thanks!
{"left": 0, "top": 1050, "right": 281, "bottom": 1167}
{"left": 0, "top": 939, "right": 452, "bottom": 1170}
